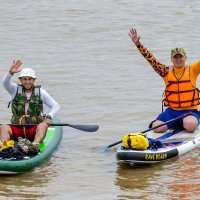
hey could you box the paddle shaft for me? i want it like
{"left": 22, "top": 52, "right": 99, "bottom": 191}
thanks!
{"left": 4, "top": 123, "right": 99, "bottom": 132}
{"left": 105, "top": 112, "right": 192, "bottom": 149}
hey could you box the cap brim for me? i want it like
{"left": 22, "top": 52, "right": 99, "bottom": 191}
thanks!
{"left": 18, "top": 76, "right": 37, "bottom": 79}
{"left": 172, "top": 53, "right": 185, "bottom": 57}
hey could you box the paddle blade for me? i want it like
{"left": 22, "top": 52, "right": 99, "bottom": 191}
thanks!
{"left": 98, "top": 140, "right": 122, "bottom": 153}
{"left": 98, "top": 146, "right": 109, "bottom": 153}
{"left": 55, "top": 124, "right": 99, "bottom": 132}
{"left": 70, "top": 124, "right": 99, "bottom": 132}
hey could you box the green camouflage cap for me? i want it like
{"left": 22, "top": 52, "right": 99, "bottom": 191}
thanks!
{"left": 171, "top": 47, "right": 186, "bottom": 57}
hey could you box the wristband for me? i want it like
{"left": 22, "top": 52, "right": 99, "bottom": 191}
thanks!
{"left": 46, "top": 115, "right": 52, "bottom": 119}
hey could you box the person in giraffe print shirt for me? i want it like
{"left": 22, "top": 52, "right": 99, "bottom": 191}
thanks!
{"left": 129, "top": 27, "right": 200, "bottom": 133}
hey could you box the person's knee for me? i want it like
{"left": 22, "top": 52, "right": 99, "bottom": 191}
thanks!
{"left": 37, "top": 122, "right": 48, "bottom": 133}
{"left": 184, "top": 123, "right": 197, "bottom": 132}
{"left": 152, "top": 120, "right": 168, "bottom": 133}
{"left": 0, "top": 125, "right": 12, "bottom": 141}
{"left": 183, "top": 116, "right": 198, "bottom": 132}
{"left": 0, "top": 124, "right": 12, "bottom": 133}
{"left": 1, "top": 124, "right": 8, "bottom": 130}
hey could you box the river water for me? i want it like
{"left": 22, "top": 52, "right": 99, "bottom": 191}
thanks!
{"left": 0, "top": 0, "right": 200, "bottom": 199}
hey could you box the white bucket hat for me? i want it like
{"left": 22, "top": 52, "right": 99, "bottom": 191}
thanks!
{"left": 18, "top": 68, "right": 37, "bottom": 79}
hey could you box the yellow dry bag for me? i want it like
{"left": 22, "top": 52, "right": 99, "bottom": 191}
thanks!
{"left": 122, "top": 132, "right": 149, "bottom": 150}
{"left": 0, "top": 140, "right": 15, "bottom": 151}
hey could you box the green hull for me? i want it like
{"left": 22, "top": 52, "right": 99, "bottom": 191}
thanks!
{"left": 0, "top": 117, "right": 63, "bottom": 174}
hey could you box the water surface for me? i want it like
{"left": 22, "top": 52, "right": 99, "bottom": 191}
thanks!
{"left": 0, "top": 1, "right": 200, "bottom": 199}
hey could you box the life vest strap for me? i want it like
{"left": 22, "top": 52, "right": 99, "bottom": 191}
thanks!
{"left": 165, "top": 89, "right": 197, "bottom": 94}
{"left": 168, "top": 80, "right": 190, "bottom": 84}
{"left": 164, "top": 98, "right": 200, "bottom": 104}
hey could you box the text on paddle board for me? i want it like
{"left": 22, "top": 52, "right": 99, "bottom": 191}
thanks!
{"left": 145, "top": 153, "right": 167, "bottom": 160}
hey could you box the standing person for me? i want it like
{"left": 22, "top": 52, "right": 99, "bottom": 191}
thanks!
{"left": 0, "top": 60, "right": 60, "bottom": 148}
{"left": 129, "top": 27, "right": 200, "bottom": 133}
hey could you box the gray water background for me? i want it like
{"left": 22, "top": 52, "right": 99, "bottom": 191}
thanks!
{"left": 0, "top": 1, "right": 200, "bottom": 199}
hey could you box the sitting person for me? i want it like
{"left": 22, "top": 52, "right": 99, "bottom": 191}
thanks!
{"left": 0, "top": 60, "right": 60, "bottom": 148}
{"left": 129, "top": 27, "right": 200, "bottom": 133}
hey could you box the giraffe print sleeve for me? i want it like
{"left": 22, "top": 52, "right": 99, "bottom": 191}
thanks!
{"left": 136, "top": 42, "right": 169, "bottom": 77}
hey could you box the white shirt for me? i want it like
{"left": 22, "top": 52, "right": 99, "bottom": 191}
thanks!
{"left": 2, "top": 72, "right": 60, "bottom": 118}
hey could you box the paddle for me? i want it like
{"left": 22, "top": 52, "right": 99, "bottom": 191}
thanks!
{"left": 99, "top": 112, "right": 192, "bottom": 152}
{"left": 6, "top": 123, "right": 99, "bottom": 132}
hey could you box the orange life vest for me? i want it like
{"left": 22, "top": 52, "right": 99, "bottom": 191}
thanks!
{"left": 163, "top": 66, "right": 200, "bottom": 109}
